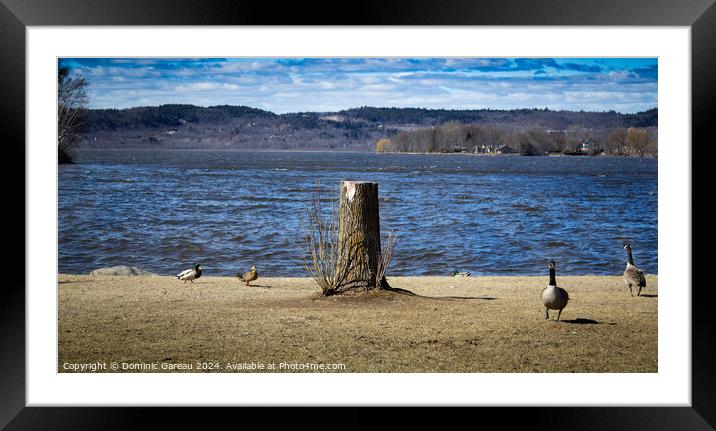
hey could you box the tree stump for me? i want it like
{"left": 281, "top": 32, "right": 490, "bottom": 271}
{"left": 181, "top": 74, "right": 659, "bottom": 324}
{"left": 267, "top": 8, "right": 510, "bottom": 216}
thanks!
{"left": 337, "top": 181, "right": 383, "bottom": 291}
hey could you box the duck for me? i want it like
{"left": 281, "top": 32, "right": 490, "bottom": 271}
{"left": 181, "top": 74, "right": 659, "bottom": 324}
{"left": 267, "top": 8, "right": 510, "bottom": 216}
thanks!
{"left": 451, "top": 271, "right": 471, "bottom": 277}
{"left": 237, "top": 265, "right": 258, "bottom": 286}
{"left": 541, "top": 260, "right": 569, "bottom": 321}
{"left": 176, "top": 264, "right": 202, "bottom": 284}
{"left": 623, "top": 242, "right": 647, "bottom": 296}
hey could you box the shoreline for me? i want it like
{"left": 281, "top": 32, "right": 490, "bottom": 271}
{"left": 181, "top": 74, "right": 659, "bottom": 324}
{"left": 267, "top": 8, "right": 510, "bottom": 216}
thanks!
{"left": 74, "top": 147, "right": 657, "bottom": 158}
{"left": 75, "top": 147, "right": 372, "bottom": 154}
{"left": 374, "top": 151, "right": 656, "bottom": 158}
{"left": 59, "top": 274, "right": 658, "bottom": 373}
{"left": 61, "top": 272, "right": 658, "bottom": 278}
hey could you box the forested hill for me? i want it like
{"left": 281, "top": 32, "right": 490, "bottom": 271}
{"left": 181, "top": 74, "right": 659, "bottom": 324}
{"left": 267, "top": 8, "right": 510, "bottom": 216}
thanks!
{"left": 80, "top": 104, "right": 657, "bottom": 152}
{"left": 338, "top": 106, "right": 657, "bottom": 129}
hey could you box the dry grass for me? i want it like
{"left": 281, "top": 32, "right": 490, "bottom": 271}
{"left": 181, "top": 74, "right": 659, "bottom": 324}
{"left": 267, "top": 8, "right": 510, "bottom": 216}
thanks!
{"left": 58, "top": 274, "right": 657, "bottom": 373}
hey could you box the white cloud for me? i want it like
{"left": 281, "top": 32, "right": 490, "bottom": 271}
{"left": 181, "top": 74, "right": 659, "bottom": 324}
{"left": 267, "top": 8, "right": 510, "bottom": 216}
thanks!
{"left": 68, "top": 58, "right": 657, "bottom": 113}
{"left": 174, "top": 82, "right": 241, "bottom": 92}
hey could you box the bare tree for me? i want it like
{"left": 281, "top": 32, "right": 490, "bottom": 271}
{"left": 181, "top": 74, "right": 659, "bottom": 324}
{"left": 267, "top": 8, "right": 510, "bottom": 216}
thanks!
{"left": 626, "top": 127, "right": 650, "bottom": 156}
{"left": 436, "top": 121, "right": 465, "bottom": 151}
{"left": 58, "top": 66, "right": 88, "bottom": 164}
{"left": 565, "top": 125, "right": 590, "bottom": 152}
{"left": 607, "top": 128, "right": 627, "bottom": 155}
{"left": 646, "top": 127, "right": 658, "bottom": 155}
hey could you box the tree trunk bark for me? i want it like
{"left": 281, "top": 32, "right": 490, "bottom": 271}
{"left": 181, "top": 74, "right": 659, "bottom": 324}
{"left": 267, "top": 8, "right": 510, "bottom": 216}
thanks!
{"left": 337, "top": 181, "right": 382, "bottom": 291}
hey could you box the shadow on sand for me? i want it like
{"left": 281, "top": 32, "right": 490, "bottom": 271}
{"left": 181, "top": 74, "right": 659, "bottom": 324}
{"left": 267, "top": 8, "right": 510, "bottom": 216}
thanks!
{"left": 562, "top": 318, "right": 602, "bottom": 325}
{"left": 438, "top": 296, "right": 498, "bottom": 301}
{"left": 639, "top": 294, "right": 658, "bottom": 298}
{"left": 380, "top": 284, "right": 497, "bottom": 301}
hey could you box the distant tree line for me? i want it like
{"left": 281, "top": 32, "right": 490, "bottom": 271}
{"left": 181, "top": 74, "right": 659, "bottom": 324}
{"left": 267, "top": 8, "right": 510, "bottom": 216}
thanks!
{"left": 79, "top": 104, "right": 657, "bottom": 153}
{"left": 342, "top": 106, "right": 657, "bottom": 130}
{"left": 85, "top": 104, "right": 658, "bottom": 133}
{"left": 376, "top": 122, "right": 657, "bottom": 156}
{"left": 85, "top": 104, "right": 275, "bottom": 132}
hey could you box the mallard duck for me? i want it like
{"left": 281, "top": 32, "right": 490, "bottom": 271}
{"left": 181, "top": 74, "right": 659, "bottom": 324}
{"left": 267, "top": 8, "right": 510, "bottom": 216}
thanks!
{"left": 176, "top": 264, "right": 202, "bottom": 283}
{"left": 623, "top": 242, "right": 647, "bottom": 296}
{"left": 541, "top": 261, "right": 569, "bottom": 321}
{"left": 451, "top": 271, "right": 471, "bottom": 277}
{"left": 237, "top": 265, "right": 258, "bottom": 286}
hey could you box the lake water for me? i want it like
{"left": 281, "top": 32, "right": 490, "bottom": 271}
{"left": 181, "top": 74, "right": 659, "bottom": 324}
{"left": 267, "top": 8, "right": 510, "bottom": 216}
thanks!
{"left": 59, "top": 150, "right": 657, "bottom": 277}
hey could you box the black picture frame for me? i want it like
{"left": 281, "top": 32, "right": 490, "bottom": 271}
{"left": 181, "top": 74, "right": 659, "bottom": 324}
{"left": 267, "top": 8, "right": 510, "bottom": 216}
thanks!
{"left": 3, "top": 0, "right": 713, "bottom": 429}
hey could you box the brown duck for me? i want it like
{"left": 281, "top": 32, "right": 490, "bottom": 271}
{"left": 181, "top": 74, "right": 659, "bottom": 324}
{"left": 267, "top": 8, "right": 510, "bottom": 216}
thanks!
{"left": 237, "top": 265, "right": 258, "bottom": 286}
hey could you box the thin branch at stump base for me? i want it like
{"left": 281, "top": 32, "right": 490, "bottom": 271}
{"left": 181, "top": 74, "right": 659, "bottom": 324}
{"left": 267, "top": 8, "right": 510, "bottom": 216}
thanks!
{"left": 304, "top": 181, "right": 401, "bottom": 296}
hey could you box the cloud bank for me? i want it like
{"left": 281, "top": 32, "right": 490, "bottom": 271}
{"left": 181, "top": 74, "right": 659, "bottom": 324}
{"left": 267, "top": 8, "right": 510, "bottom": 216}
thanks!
{"left": 59, "top": 58, "right": 657, "bottom": 114}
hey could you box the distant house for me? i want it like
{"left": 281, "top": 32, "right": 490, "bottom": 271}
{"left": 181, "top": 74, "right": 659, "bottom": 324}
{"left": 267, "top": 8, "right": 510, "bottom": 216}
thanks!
{"left": 578, "top": 138, "right": 593, "bottom": 153}
{"left": 475, "top": 145, "right": 501, "bottom": 154}
{"left": 577, "top": 138, "right": 603, "bottom": 154}
{"left": 563, "top": 138, "right": 603, "bottom": 156}
{"left": 496, "top": 145, "right": 515, "bottom": 154}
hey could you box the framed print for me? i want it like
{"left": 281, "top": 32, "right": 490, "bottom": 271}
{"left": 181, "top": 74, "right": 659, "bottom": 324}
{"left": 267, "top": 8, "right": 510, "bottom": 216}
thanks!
{"left": 4, "top": 0, "right": 714, "bottom": 429}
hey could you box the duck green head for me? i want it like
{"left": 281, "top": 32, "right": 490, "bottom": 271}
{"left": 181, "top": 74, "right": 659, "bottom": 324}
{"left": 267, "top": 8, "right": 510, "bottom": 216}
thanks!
{"left": 194, "top": 264, "right": 202, "bottom": 270}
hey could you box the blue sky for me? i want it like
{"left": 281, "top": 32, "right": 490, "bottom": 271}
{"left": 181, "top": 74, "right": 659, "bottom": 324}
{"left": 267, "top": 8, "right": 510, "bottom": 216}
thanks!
{"left": 59, "top": 58, "right": 657, "bottom": 113}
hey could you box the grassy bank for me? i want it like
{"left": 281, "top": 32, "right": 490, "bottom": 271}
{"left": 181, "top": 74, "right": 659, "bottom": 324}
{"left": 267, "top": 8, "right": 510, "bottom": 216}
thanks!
{"left": 58, "top": 274, "right": 657, "bottom": 373}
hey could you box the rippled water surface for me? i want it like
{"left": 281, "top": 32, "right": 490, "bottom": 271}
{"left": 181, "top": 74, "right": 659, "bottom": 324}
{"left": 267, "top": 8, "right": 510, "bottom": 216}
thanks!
{"left": 59, "top": 150, "right": 657, "bottom": 276}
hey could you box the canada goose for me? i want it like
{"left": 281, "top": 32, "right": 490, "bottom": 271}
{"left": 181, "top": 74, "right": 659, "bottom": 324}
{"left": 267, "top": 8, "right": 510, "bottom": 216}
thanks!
{"left": 451, "top": 271, "right": 471, "bottom": 277}
{"left": 237, "top": 265, "right": 258, "bottom": 286}
{"left": 541, "top": 261, "right": 569, "bottom": 321}
{"left": 623, "top": 242, "right": 647, "bottom": 296}
{"left": 176, "top": 264, "right": 202, "bottom": 284}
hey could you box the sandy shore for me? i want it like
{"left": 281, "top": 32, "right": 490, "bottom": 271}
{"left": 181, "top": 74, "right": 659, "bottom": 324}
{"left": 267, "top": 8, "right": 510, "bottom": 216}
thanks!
{"left": 58, "top": 274, "right": 657, "bottom": 373}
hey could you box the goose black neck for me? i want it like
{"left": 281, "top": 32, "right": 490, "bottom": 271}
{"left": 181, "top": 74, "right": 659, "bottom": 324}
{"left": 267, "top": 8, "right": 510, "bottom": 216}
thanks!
{"left": 627, "top": 248, "right": 634, "bottom": 265}
{"left": 549, "top": 267, "right": 556, "bottom": 286}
